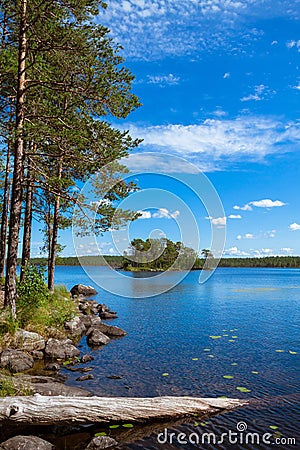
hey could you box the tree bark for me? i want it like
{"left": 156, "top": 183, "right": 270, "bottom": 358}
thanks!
{"left": 5, "top": 0, "right": 27, "bottom": 318}
{"left": 0, "top": 141, "right": 11, "bottom": 279}
{"left": 20, "top": 150, "right": 35, "bottom": 281}
{"left": 0, "top": 395, "right": 247, "bottom": 425}
{"left": 48, "top": 158, "right": 62, "bottom": 292}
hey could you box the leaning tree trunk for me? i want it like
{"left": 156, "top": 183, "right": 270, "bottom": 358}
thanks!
{"left": 0, "top": 140, "right": 11, "bottom": 278}
{"left": 0, "top": 396, "right": 247, "bottom": 425}
{"left": 5, "top": 0, "right": 27, "bottom": 319}
{"left": 20, "top": 151, "right": 34, "bottom": 281}
{"left": 48, "top": 158, "right": 62, "bottom": 292}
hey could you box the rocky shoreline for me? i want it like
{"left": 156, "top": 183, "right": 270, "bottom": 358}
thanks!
{"left": 0, "top": 284, "right": 126, "bottom": 449}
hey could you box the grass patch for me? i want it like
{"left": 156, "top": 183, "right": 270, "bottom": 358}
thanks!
{"left": 0, "top": 266, "right": 76, "bottom": 344}
{"left": 0, "top": 374, "right": 33, "bottom": 397}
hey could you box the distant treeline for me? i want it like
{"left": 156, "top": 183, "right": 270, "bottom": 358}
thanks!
{"left": 23, "top": 255, "right": 300, "bottom": 269}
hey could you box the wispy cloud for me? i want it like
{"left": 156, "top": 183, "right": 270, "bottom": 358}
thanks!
{"left": 286, "top": 39, "right": 300, "bottom": 51}
{"left": 99, "top": 1, "right": 300, "bottom": 60}
{"left": 147, "top": 73, "right": 180, "bottom": 86}
{"left": 241, "top": 84, "right": 275, "bottom": 102}
{"left": 234, "top": 198, "right": 286, "bottom": 211}
{"left": 125, "top": 117, "right": 300, "bottom": 170}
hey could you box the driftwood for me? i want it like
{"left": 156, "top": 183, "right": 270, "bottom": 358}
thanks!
{"left": 0, "top": 395, "right": 247, "bottom": 425}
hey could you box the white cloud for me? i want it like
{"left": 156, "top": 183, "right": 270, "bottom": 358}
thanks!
{"left": 250, "top": 199, "right": 286, "bottom": 208}
{"left": 223, "top": 72, "right": 230, "bottom": 79}
{"left": 225, "top": 246, "right": 250, "bottom": 256}
{"left": 234, "top": 199, "right": 286, "bottom": 211}
{"left": 281, "top": 247, "right": 293, "bottom": 253}
{"left": 124, "top": 117, "right": 300, "bottom": 169}
{"left": 137, "top": 210, "right": 152, "bottom": 219}
{"left": 254, "top": 248, "right": 274, "bottom": 256}
{"left": 228, "top": 214, "right": 242, "bottom": 219}
{"left": 206, "top": 216, "right": 227, "bottom": 227}
{"left": 152, "top": 208, "right": 180, "bottom": 219}
{"left": 147, "top": 73, "right": 180, "bottom": 86}
{"left": 233, "top": 204, "right": 252, "bottom": 211}
{"left": 292, "top": 83, "right": 300, "bottom": 90}
{"left": 237, "top": 233, "right": 254, "bottom": 239}
{"left": 289, "top": 222, "right": 300, "bottom": 231}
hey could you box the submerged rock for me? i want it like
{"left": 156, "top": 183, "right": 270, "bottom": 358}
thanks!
{"left": 81, "top": 354, "right": 95, "bottom": 363}
{"left": 0, "top": 435, "right": 54, "bottom": 449}
{"left": 0, "top": 349, "right": 34, "bottom": 373}
{"left": 70, "top": 284, "right": 97, "bottom": 297}
{"left": 44, "top": 338, "right": 80, "bottom": 360}
{"left": 18, "top": 375, "right": 91, "bottom": 396}
{"left": 85, "top": 436, "right": 118, "bottom": 449}
{"left": 15, "top": 329, "right": 45, "bottom": 352}
{"left": 76, "top": 374, "right": 94, "bottom": 382}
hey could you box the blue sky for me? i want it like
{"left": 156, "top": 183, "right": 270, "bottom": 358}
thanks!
{"left": 32, "top": 0, "right": 300, "bottom": 258}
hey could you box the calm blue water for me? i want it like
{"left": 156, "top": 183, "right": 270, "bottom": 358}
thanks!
{"left": 55, "top": 267, "right": 300, "bottom": 449}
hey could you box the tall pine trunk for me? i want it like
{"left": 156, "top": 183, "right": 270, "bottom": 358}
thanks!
{"left": 20, "top": 151, "right": 34, "bottom": 281}
{"left": 48, "top": 159, "right": 62, "bottom": 293}
{"left": 5, "top": 0, "right": 27, "bottom": 318}
{"left": 0, "top": 140, "right": 11, "bottom": 278}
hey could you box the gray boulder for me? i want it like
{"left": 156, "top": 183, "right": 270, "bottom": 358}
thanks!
{"left": 85, "top": 436, "right": 118, "bottom": 449}
{"left": 0, "top": 349, "right": 34, "bottom": 373}
{"left": 0, "top": 436, "right": 53, "bottom": 450}
{"left": 31, "top": 350, "right": 44, "bottom": 360}
{"left": 96, "top": 323, "right": 126, "bottom": 337}
{"left": 79, "top": 299, "right": 99, "bottom": 316}
{"left": 70, "top": 284, "right": 97, "bottom": 297}
{"left": 65, "top": 316, "right": 86, "bottom": 337}
{"left": 44, "top": 338, "right": 80, "bottom": 360}
{"left": 15, "top": 329, "right": 45, "bottom": 352}
{"left": 86, "top": 329, "right": 110, "bottom": 346}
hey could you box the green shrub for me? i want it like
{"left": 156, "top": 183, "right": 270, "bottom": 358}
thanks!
{"left": 17, "top": 265, "right": 49, "bottom": 309}
{"left": 0, "top": 375, "right": 32, "bottom": 397}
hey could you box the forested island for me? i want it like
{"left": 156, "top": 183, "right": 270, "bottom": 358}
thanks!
{"left": 25, "top": 237, "right": 300, "bottom": 270}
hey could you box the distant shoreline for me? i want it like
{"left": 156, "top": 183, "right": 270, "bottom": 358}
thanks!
{"left": 21, "top": 255, "right": 300, "bottom": 269}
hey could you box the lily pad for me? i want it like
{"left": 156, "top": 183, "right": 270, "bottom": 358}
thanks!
{"left": 192, "top": 358, "right": 199, "bottom": 361}
{"left": 231, "top": 363, "right": 238, "bottom": 366}
{"left": 228, "top": 339, "right": 235, "bottom": 342}
{"left": 269, "top": 425, "right": 278, "bottom": 430}
{"left": 236, "top": 386, "right": 251, "bottom": 393}
{"left": 218, "top": 396, "right": 228, "bottom": 399}
{"left": 109, "top": 425, "right": 120, "bottom": 429}
{"left": 223, "top": 334, "right": 229, "bottom": 337}
{"left": 200, "top": 422, "right": 209, "bottom": 426}
{"left": 231, "top": 336, "right": 238, "bottom": 338}
{"left": 95, "top": 432, "right": 107, "bottom": 437}
{"left": 208, "top": 355, "right": 214, "bottom": 358}
{"left": 289, "top": 350, "right": 297, "bottom": 355}
{"left": 275, "top": 349, "right": 284, "bottom": 353}
{"left": 252, "top": 371, "right": 259, "bottom": 374}
{"left": 223, "top": 375, "right": 234, "bottom": 379}
{"left": 203, "top": 348, "right": 211, "bottom": 351}
{"left": 194, "top": 421, "right": 199, "bottom": 426}
{"left": 162, "top": 373, "right": 169, "bottom": 377}
{"left": 209, "top": 335, "right": 222, "bottom": 339}
{"left": 122, "top": 424, "right": 134, "bottom": 428}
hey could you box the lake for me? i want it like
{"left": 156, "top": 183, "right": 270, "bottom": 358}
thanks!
{"left": 55, "top": 266, "right": 300, "bottom": 449}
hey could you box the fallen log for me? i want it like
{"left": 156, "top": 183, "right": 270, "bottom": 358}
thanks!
{"left": 0, "top": 395, "right": 247, "bottom": 425}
